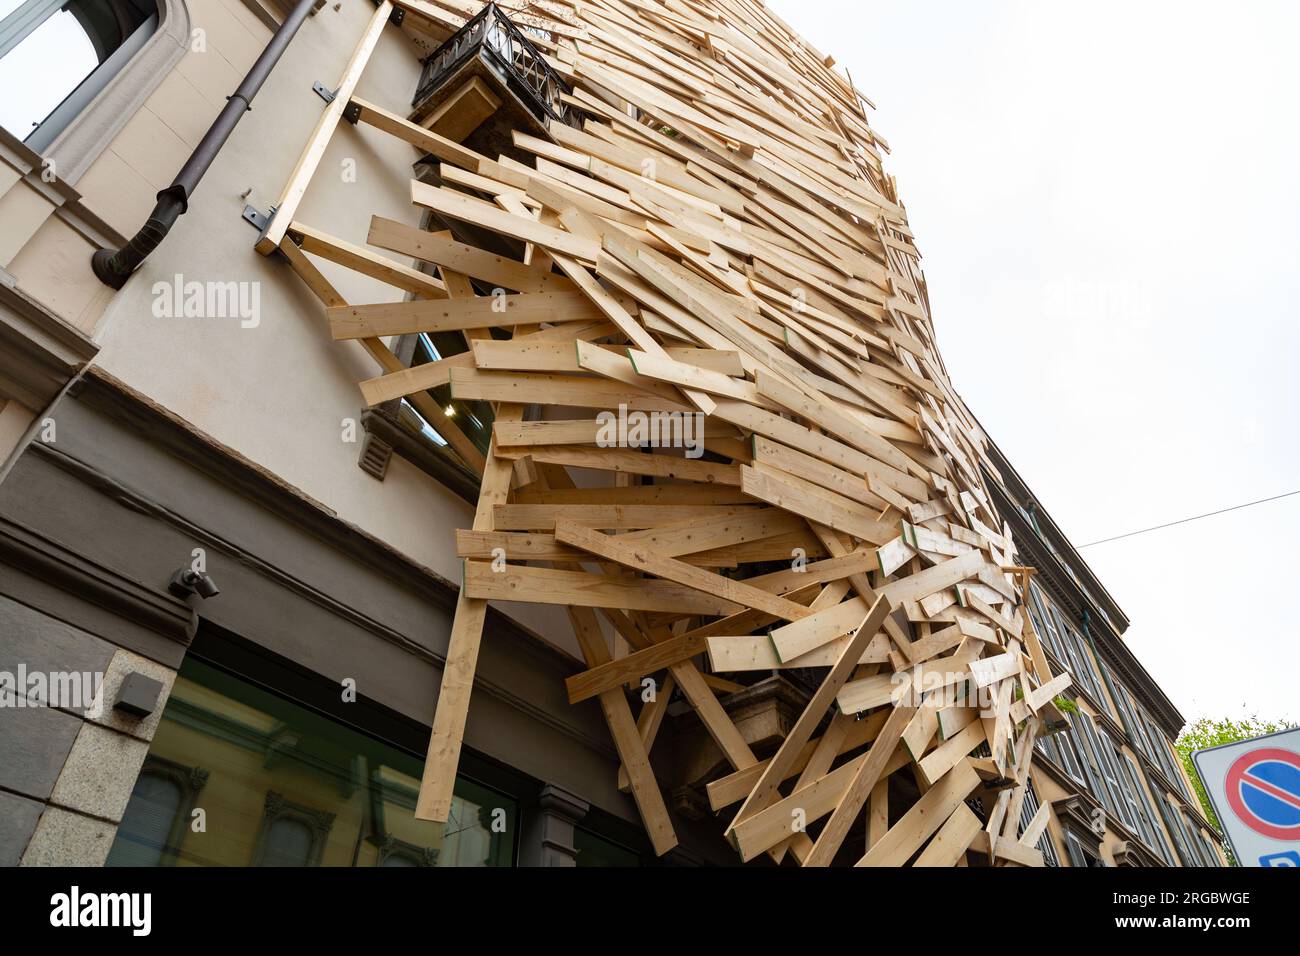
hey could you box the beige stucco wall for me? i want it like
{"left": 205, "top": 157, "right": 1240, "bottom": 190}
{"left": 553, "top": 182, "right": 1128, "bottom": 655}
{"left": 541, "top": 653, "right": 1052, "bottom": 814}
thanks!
{"left": 2, "top": 0, "right": 578, "bottom": 657}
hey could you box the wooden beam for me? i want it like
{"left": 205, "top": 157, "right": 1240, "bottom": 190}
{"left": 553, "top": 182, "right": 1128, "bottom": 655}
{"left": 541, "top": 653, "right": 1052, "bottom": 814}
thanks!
{"left": 256, "top": 2, "right": 392, "bottom": 254}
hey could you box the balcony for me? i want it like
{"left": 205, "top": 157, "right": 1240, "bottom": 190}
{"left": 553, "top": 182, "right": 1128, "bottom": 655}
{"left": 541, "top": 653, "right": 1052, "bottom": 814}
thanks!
{"left": 411, "top": 2, "right": 578, "bottom": 157}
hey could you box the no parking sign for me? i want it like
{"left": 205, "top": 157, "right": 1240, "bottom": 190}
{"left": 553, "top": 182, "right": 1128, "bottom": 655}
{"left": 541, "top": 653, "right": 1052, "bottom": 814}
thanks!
{"left": 1194, "top": 726, "right": 1300, "bottom": 867}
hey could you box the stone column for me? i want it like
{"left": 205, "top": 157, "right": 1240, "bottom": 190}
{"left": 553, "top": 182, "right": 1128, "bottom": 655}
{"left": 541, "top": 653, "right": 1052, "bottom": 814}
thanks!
{"left": 517, "top": 784, "right": 588, "bottom": 867}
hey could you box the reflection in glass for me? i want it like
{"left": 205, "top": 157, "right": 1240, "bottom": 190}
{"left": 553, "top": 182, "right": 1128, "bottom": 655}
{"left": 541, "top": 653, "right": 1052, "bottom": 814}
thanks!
{"left": 107, "top": 659, "right": 516, "bottom": 867}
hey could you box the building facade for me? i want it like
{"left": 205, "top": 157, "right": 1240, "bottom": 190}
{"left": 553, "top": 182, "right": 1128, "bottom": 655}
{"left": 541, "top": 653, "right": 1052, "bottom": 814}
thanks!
{"left": 985, "top": 445, "right": 1225, "bottom": 866}
{"left": 0, "top": 0, "right": 1223, "bottom": 866}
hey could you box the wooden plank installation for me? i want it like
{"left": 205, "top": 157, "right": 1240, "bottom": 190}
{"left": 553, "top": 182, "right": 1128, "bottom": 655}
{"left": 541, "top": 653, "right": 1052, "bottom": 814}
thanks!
{"left": 261, "top": 0, "right": 1071, "bottom": 866}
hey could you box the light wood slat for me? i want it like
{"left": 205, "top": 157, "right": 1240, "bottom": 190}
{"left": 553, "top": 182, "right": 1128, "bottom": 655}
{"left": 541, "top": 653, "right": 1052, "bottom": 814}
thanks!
{"left": 327, "top": 290, "right": 605, "bottom": 338}
{"left": 256, "top": 2, "right": 393, "bottom": 254}
{"left": 463, "top": 560, "right": 743, "bottom": 615}
{"left": 728, "top": 596, "right": 894, "bottom": 845}
{"left": 554, "top": 520, "right": 813, "bottom": 623}
{"left": 415, "top": 404, "right": 522, "bottom": 822}
{"left": 857, "top": 759, "right": 982, "bottom": 866}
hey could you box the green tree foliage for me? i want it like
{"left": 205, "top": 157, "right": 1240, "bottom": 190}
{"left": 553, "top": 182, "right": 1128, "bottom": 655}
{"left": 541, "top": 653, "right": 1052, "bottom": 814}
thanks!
{"left": 1176, "top": 716, "right": 1296, "bottom": 834}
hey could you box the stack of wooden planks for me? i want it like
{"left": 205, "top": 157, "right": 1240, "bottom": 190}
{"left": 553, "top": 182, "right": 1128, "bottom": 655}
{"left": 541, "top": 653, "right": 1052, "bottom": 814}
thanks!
{"left": 261, "top": 0, "right": 1073, "bottom": 866}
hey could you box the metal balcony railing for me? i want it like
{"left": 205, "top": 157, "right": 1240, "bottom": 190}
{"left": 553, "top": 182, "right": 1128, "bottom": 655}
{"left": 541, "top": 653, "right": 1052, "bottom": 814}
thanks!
{"left": 413, "top": 3, "right": 578, "bottom": 130}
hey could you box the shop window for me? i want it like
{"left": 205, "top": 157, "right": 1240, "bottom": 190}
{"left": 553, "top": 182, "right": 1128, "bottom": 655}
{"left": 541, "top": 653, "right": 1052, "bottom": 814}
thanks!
{"left": 574, "top": 826, "right": 641, "bottom": 867}
{"left": 106, "top": 657, "right": 517, "bottom": 867}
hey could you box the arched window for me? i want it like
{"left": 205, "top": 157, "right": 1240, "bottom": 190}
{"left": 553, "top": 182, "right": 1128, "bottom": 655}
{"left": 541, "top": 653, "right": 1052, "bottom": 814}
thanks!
{"left": 105, "top": 771, "right": 184, "bottom": 866}
{"left": 0, "top": 0, "right": 164, "bottom": 152}
{"left": 260, "top": 818, "right": 315, "bottom": 867}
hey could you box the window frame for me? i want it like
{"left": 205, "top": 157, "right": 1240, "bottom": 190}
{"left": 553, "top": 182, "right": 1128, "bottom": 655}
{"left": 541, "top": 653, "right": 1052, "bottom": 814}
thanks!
{"left": 1017, "top": 779, "right": 1061, "bottom": 867}
{"left": 0, "top": 0, "right": 190, "bottom": 185}
{"left": 1122, "top": 750, "right": 1175, "bottom": 864}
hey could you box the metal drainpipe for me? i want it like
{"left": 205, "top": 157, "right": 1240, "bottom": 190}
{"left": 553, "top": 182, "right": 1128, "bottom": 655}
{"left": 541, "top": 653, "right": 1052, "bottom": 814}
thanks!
{"left": 91, "top": 0, "right": 319, "bottom": 289}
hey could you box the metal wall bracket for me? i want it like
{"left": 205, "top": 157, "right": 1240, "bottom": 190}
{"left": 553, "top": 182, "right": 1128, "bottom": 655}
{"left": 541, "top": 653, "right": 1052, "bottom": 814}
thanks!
{"left": 242, "top": 204, "right": 276, "bottom": 231}
{"left": 312, "top": 81, "right": 336, "bottom": 103}
{"left": 372, "top": 0, "right": 404, "bottom": 23}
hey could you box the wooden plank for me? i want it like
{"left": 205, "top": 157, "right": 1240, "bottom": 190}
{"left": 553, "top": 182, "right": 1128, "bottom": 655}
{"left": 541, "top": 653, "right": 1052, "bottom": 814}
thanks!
{"left": 256, "top": 2, "right": 392, "bottom": 254}
{"left": 290, "top": 222, "right": 447, "bottom": 298}
{"left": 367, "top": 216, "right": 574, "bottom": 293}
{"left": 916, "top": 715, "right": 987, "bottom": 786}
{"left": 740, "top": 464, "right": 896, "bottom": 546}
{"left": 913, "top": 803, "right": 983, "bottom": 867}
{"left": 499, "top": 444, "right": 742, "bottom": 486}
{"left": 857, "top": 759, "right": 982, "bottom": 866}
{"left": 554, "top": 520, "right": 813, "bottom": 622}
{"left": 416, "top": 404, "right": 522, "bottom": 822}
{"left": 565, "top": 631, "right": 706, "bottom": 704}
{"left": 328, "top": 291, "right": 605, "bottom": 338}
{"left": 729, "top": 738, "right": 912, "bottom": 861}
{"left": 728, "top": 596, "right": 893, "bottom": 841}
{"left": 803, "top": 700, "right": 916, "bottom": 866}
{"left": 463, "top": 560, "right": 742, "bottom": 615}
{"left": 411, "top": 180, "right": 601, "bottom": 262}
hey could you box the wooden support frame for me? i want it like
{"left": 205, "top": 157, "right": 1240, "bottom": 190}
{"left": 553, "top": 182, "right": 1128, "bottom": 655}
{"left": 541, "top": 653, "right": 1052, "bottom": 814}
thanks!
{"left": 255, "top": 0, "right": 1075, "bottom": 866}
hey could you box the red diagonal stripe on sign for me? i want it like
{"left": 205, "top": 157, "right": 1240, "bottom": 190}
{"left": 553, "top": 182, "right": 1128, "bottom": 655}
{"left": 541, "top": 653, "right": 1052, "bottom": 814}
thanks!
{"left": 1242, "top": 769, "right": 1300, "bottom": 810}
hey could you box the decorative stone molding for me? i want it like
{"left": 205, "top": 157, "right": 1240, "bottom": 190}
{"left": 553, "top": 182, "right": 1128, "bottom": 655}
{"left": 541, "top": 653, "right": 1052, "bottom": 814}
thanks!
{"left": 0, "top": 510, "right": 198, "bottom": 649}
{"left": 375, "top": 834, "right": 439, "bottom": 867}
{"left": 0, "top": 280, "right": 98, "bottom": 411}
{"left": 1053, "top": 794, "right": 1106, "bottom": 866}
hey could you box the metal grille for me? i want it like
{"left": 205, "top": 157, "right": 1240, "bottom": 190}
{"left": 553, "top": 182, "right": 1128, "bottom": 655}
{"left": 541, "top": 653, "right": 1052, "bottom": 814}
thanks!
{"left": 413, "top": 3, "right": 578, "bottom": 129}
{"left": 1019, "top": 781, "right": 1060, "bottom": 866}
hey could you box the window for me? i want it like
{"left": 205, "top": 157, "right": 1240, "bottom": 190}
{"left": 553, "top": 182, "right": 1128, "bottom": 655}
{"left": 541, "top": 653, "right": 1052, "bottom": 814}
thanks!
{"left": 251, "top": 792, "right": 335, "bottom": 866}
{"left": 1116, "top": 685, "right": 1157, "bottom": 761}
{"left": 1064, "top": 831, "right": 1104, "bottom": 867}
{"left": 401, "top": 330, "right": 495, "bottom": 455}
{"left": 1195, "top": 827, "right": 1223, "bottom": 868}
{"left": 0, "top": 0, "right": 158, "bottom": 151}
{"left": 1043, "top": 709, "right": 1088, "bottom": 789}
{"left": 109, "top": 772, "right": 182, "bottom": 866}
{"left": 1028, "top": 583, "right": 1064, "bottom": 662}
{"left": 1157, "top": 792, "right": 1200, "bottom": 867}
{"left": 1122, "top": 752, "right": 1175, "bottom": 864}
{"left": 1053, "top": 608, "right": 1103, "bottom": 702}
{"left": 1017, "top": 781, "right": 1060, "bottom": 866}
{"left": 1073, "top": 713, "right": 1123, "bottom": 823}
{"left": 107, "top": 657, "right": 518, "bottom": 867}
{"left": 1140, "top": 707, "right": 1192, "bottom": 801}
{"left": 1090, "top": 722, "right": 1139, "bottom": 834}
{"left": 574, "top": 827, "right": 642, "bottom": 867}
{"left": 259, "top": 816, "right": 318, "bottom": 867}
{"left": 106, "top": 755, "right": 209, "bottom": 867}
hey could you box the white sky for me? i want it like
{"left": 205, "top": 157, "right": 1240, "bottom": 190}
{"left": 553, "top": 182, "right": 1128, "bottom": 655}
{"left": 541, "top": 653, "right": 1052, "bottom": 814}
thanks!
{"left": 0, "top": 10, "right": 97, "bottom": 139}
{"left": 769, "top": 0, "right": 1300, "bottom": 723}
